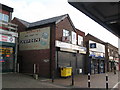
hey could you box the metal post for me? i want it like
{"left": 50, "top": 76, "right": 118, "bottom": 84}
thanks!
{"left": 88, "top": 73, "right": 90, "bottom": 88}
{"left": 14, "top": 37, "right": 18, "bottom": 72}
{"left": 33, "top": 64, "right": 36, "bottom": 74}
{"left": 52, "top": 70, "right": 54, "bottom": 83}
{"left": 106, "top": 73, "right": 108, "bottom": 89}
{"left": 72, "top": 71, "right": 74, "bottom": 86}
{"left": 17, "top": 63, "right": 19, "bottom": 73}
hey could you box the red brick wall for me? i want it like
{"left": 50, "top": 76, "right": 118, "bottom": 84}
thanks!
{"left": 11, "top": 18, "right": 27, "bottom": 32}
{"left": 0, "top": 9, "right": 10, "bottom": 15}
{"left": 12, "top": 17, "right": 56, "bottom": 77}
{"left": 56, "top": 17, "right": 85, "bottom": 46}
{"left": 19, "top": 49, "right": 51, "bottom": 77}
{"left": 76, "top": 28, "right": 85, "bottom": 46}
{"left": 56, "top": 17, "right": 75, "bottom": 41}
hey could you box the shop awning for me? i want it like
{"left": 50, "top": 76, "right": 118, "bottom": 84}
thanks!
{"left": 68, "top": 1, "right": 120, "bottom": 38}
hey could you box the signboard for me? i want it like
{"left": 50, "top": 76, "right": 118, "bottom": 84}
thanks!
{"left": 56, "top": 40, "right": 86, "bottom": 53}
{"left": 0, "top": 34, "right": 15, "bottom": 43}
{"left": 19, "top": 27, "right": 50, "bottom": 50}
{"left": 90, "top": 43, "right": 96, "bottom": 48}
{"left": 89, "top": 40, "right": 105, "bottom": 53}
{"left": 0, "top": 47, "right": 13, "bottom": 55}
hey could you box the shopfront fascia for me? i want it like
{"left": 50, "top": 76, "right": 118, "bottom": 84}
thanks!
{"left": 0, "top": 29, "right": 18, "bottom": 72}
{"left": 55, "top": 40, "right": 86, "bottom": 54}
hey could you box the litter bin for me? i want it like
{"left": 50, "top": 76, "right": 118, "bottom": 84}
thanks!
{"left": 60, "top": 67, "right": 72, "bottom": 77}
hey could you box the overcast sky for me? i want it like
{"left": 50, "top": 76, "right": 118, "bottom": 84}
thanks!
{"left": 1, "top": 0, "right": 118, "bottom": 47}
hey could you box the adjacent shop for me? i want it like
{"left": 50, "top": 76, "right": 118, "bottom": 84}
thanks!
{"left": 0, "top": 33, "right": 18, "bottom": 72}
{"left": 89, "top": 40, "right": 105, "bottom": 74}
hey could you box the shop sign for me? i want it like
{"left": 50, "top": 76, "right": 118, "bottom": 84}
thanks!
{"left": 89, "top": 51, "right": 104, "bottom": 58}
{"left": 109, "top": 56, "right": 113, "bottom": 60}
{"left": 0, "top": 34, "right": 15, "bottom": 43}
{"left": 90, "top": 43, "right": 96, "bottom": 48}
{"left": 19, "top": 27, "right": 50, "bottom": 50}
{"left": 89, "top": 40, "right": 105, "bottom": 53}
{"left": 0, "top": 47, "right": 13, "bottom": 55}
{"left": 56, "top": 40, "right": 86, "bottom": 53}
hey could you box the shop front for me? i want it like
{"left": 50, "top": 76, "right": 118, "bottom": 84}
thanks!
{"left": 55, "top": 40, "right": 86, "bottom": 77}
{"left": 0, "top": 34, "right": 17, "bottom": 72}
{"left": 88, "top": 40, "right": 105, "bottom": 74}
{"left": 90, "top": 56, "right": 105, "bottom": 74}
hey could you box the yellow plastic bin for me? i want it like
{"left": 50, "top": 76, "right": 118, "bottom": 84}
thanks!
{"left": 60, "top": 67, "right": 72, "bottom": 77}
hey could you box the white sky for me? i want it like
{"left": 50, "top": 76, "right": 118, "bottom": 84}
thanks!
{"left": 1, "top": 0, "right": 118, "bottom": 47}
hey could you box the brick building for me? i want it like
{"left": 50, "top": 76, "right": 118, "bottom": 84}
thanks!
{"left": 12, "top": 14, "right": 86, "bottom": 77}
{"left": 0, "top": 3, "right": 18, "bottom": 72}
{"left": 105, "top": 43, "right": 119, "bottom": 72}
{"left": 84, "top": 34, "right": 106, "bottom": 74}
{"left": 84, "top": 34, "right": 119, "bottom": 74}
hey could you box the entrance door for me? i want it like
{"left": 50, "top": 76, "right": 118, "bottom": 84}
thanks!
{"left": 99, "top": 60, "right": 104, "bottom": 73}
{"left": 0, "top": 47, "right": 14, "bottom": 72}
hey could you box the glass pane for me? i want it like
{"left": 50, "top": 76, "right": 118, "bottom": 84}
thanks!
{"left": 63, "top": 29, "right": 65, "bottom": 36}
{"left": 0, "top": 13, "right": 3, "bottom": 20}
{"left": 3, "top": 14, "right": 9, "bottom": 22}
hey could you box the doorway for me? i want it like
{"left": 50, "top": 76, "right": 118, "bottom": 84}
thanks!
{"left": 0, "top": 46, "right": 14, "bottom": 72}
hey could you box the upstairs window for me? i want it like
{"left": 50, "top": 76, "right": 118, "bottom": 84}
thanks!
{"left": 63, "top": 29, "right": 70, "bottom": 37}
{"left": 0, "top": 13, "right": 9, "bottom": 22}
{"left": 0, "top": 13, "right": 2, "bottom": 20}
{"left": 78, "top": 35, "right": 83, "bottom": 46}
{"left": 4, "top": 14, "right": 9, "bottom": 22}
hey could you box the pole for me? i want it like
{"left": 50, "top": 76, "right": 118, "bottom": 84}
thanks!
{"left": 71, "top": 71, "right": 74, "bottom": 86}
{"left": 106, "top": 73, "right": 108, "bottom": 89}
{"left": 17, "top": 63, "right": 19, "bottom": 73}
{"left": 52, "top": 70, "right": 54, "bottom": 83}
{"left": 33, "top": 64, "right": 36, "bottom": 74}
{"left": 88, "top": 73, "right": 90, "bottom": 88}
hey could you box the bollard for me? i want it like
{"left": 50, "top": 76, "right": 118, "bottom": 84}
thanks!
{"left": 71, "top": 71, "right": 74, "bottom": 86}
{"left": 106, "top": 73, "right": 108, "bottom": 89}
{"left": 52, "top": 71, "right": 54, "bottom": 83}
{"left": 33, "top": 64, "right": 38, "bottom": 80}
{"left": 88, "top": 73, "right": 90, "bottom": 88}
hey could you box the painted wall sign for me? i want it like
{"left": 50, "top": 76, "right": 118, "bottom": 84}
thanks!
{"left": 19, "top": 27, "right": 50, "bottom": 50}
{"left": 0, "top": 34, "right": 15, "bottom": 43}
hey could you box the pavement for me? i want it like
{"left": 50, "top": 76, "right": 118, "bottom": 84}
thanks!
{"left": 45, "top": 72, "right": 119, "bottom": 89}
{"left": 1, "top": 71, "right": 120, "bottom": 89}
{"left": 2, "top": 73, "right": 65, "bottom": 88}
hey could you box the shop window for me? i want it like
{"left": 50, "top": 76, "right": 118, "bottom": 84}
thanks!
{"left": 63, "top": 29, "right": 70, "bottom": 37}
